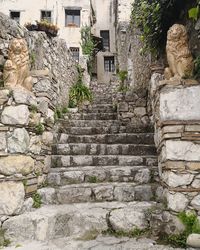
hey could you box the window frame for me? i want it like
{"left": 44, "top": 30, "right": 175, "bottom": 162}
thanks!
{"left": 10, "top": 11, "right": 20, "bottom": 23}
{"left": 100, "top": 30, "right": 110, "bottom": 51}
{"left": 41, "top": 10, "right": 52, "bottom": 23}
{"left": 70, "top": 47, "right": 80, "bottom": 62}
{"left": 104, "top": 56, "right": 115, "bottom": 73}
{"left": 65, "top": 9, "right": 81, "bottom": 27}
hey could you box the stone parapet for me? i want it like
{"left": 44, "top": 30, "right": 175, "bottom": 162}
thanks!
{"left": 150, "top": 73, "right": 200, "bottom": 213}
{"left": 0, "top": 84, "right": 54, "bottom": 217}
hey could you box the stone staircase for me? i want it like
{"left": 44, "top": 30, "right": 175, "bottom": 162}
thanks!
{"left": 47, "top": 81, "right": 158, "bottom": 204}
{"left": 2, "top": 82, "right": 161, "bottom": 248}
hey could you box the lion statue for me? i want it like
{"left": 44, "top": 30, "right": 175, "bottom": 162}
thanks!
{"left": 164, "top": 24, "right": 194, "bottom": 80}
{"left": 3, "top": 38, "right": 33, "bottom": 91}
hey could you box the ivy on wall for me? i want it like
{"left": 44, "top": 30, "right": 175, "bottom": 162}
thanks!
{"left": 130, "top": 0, "right": 189, "bottom": 56}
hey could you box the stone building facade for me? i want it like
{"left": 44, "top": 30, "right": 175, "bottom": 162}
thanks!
{"left": 0, "top": 0, "right": 123, "bottom": 83}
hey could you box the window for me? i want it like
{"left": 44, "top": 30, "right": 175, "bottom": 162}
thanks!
{"left": 100, "top": 30, "right": 110, "bottom": 51}
{"left": 41, "top": 11, "right": 52, "bottom": 23}
{"left": 65, "top": 9, "right": 80, "bottom": 27}
{"left": 104, "top": 57, "right": 115, "bottom": 72}
{"left": 10, "top": 11, "right": 20, "bottom": 23}
{"left": 70, "top": 47, "right": 80, "bottom": 62}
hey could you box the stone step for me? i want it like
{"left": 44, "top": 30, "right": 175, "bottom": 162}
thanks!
{"left": 59, "top": 125, "right": 154, "bottom": 135}
{"left": 48, "top": 165, "right": 158, "bottom": 186}
{"left": 52, "top": 143, "right": 156, "bottom": 156}
{"left": 39, "top": 183, "right": 157, "bottom": 204}
{"left": 68, "top": 119, "right": 119, "bottom": 127}
{"left": 69, "top": 112, "right": 118, "bottom": 121}
{"left": 3, "top": 201, "right": 156, "bottom": 243}
{"left": 82, "top": 104, "right": 115, "bottom": 113}
{"left": 51, "top": 155, "right": 158, "bottom": 168}
{"left": 57, "top": 133, "right": 155, "bottom": 144}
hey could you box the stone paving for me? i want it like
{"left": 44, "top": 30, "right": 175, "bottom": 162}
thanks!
{"left": 5, "top": 236, "right": 188, "bottom": 250}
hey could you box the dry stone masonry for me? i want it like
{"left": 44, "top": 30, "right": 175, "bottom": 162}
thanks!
{"left": 150, "top": 73, "right": 200, "bottom": 213}
{"left": 0, "top": 12, "right": 78, "bottom": 218}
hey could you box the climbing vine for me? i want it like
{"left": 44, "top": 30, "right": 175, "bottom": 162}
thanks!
{"left": 130, "top": 0, "right": 188, "bottom": 56}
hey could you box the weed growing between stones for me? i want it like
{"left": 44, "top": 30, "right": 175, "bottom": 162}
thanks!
{"left": 0, "top": 228, "right": 11, "bottom": 247}
{"left": 29, "top": 104, "right": 38, "bottom": 113}
{"left": 88, "top": 176, "right": 98, "bottom": 183}
{"left": 102, "top": 227, "right": 149, "bottom": 238}
{"left": 32, "top": 192, "right": 42, "bottom": 208}
{"left": 158, "top": 211, "right": 200, "bottom": 248}
{"left": 35, "top": 123, "right": 45, "bottom": 135}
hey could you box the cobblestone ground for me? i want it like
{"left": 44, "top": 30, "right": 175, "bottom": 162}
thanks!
{"left": 5, "top": 236, "right": 193, "bottom": 250}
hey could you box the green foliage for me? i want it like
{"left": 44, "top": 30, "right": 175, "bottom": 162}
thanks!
{"left": 69, "top": 65, "right": 92, "bottom": 107}
{"left": 29, "top": 105, "right": 38, "bottom": 113}
{"left": 160, "top": 211, "right": 200, "bottom": 248}
{"left": 30, "top": 52, "right": 36, "bottom": 68}
{"left": 194, "top": 55, "right": 200, "bottom": 79}
{"left": 117, "top": 70, "right": 128, "bottom": 84}
{"left": 32, "top": 192, "right": 42, "bottom": 208}
{"left": 0, "top": 229, "right": 11, "bottom": 247}
{"left": 35, "top": 123, "right": 45, "bottom": 135}
{"left": 160, "top": 232, "right": 187, "bottom": 248}
{"left": 188, "top": 1, "right": 200, "bottom": 21}
{"left": 178, "top": 211, "right": 200, "bottom": 235}
{"left": 88, "top": 176, "right": 98, "bottom": 183}
{"left": 54, "top": 107, "right": 64, "bottom": 119}
{"left": 81, "top": 26, "right": 95, "bottom": 57}
{"left": 102, "top": 227, "right": 148, "bottom": 238}
{"left": 131, "top": 0, "right": 187, "bottom": 55}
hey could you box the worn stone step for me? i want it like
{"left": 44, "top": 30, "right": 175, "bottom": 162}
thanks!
{"left": 39, "top": 183, "right": 157, "bottom": 204}
{"left": 56, "top": 133, "right": 155, "bottom": 145}
{"left": 52, "top": 143, "right": 156, "bottom": 156}
{"left": 51, "top": 155, "right": 158, "bottom": 168}
{"left": 48, "top": 165, "right": 158, "bottom": 186}
{"left": 69, "top": 113, "right": 118, "bottom": 121}
{"left": 83, "top": 104, "right": 115, "bottom": 113}
{"left": 3, "top": 201, "right": 156, "bottom": 243}
{"left": 68, "top": 119, "right": 119, "bottom": 127}
{"left": 59, "top": 125, "right": 154, "bottom": 135}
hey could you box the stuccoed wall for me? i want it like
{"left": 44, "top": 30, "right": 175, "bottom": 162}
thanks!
{"left": 150, "top": 73, "right": 200, "bottom": 213}
{"left": 0, "top": 13, "right": 78, "bottom": 218}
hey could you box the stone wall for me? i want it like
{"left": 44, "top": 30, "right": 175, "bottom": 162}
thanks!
{"left": 150, "top": 73, "right": 200, "bottom": 213}
{"left": 0, "top": 12, "right": 78, "bottom": 107}
{"left": 116, "top": 88, "right": 150, "bottom": 127}
{"left": 0, "top": 13, "right": 78, "bottom": 218}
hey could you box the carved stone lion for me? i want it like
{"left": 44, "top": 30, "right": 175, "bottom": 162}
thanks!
{"left": 164, "top": 24, "right": 194, "bottom": 80}
{"left": 3, "top": 38, "right": 33, "bottom": 91}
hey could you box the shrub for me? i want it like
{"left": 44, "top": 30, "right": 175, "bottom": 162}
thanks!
{"left": 35, "top": 123, "right": 45, "bottom": 135}
{"left": 69, "top": 65, "right": 92, "bottom": 107}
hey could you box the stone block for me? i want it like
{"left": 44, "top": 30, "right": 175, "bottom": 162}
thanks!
{"left": 109, "top": 202, "right": 153, "bottom": 232}
{"left": 162, "top": 125, "right": 184, "bottom": 134}
{"left": 0, "top": 181, "right": 25, "bottom": 215}
{"left": 134, "top": 107, "right": 146, "bottom": 117}
{"left": 165, "top": 140, "right": 200, "bottom": 161}
{"left": 187, "top": 234, "right": 200, "bottom": 248}
{"left": 8, "top": 128, "right": 30, "bottom": 153}
{"left": 0, "top": 132, "right": 6, "bottom": 151}
{"left": 93, "top": 185, "right": 114, "bottom": 201}
{"left": 0, "top": 89, "right": 9, "bottom": 105}
{"left": 162, "top": 171, "right": 194, "bottom": 187}
{"left": 118, "top": 102, "right": 129, "bottom": 112}
{"left": 1, "top": 105, "right": 30, "bottom": 125}
{"left": 187, "top": 162, "right": 200, "bottom": 171}
{"left": 0, "top": 155, "right": 34, "bottom": 176}
{"left": 114, "top": 186, "right": 135, "bottom": 202}
{"left": 191, "top": 195, "right": 200, "bottom": 210}
{"left": 13, "top": 88, "right": 37, "bottom": 106}
{"left": 167, "top": 192, "right": 189, "bottom": 212}
{"left": 160, "top": 86, "right": 200, "bottom": 121}
{"left": 185, "top": 125, "right": 200, "bottom": 132}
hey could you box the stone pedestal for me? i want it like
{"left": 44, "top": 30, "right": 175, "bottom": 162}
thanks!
{"left": 150, "top": 73, "right": 200, "bottom": 213}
